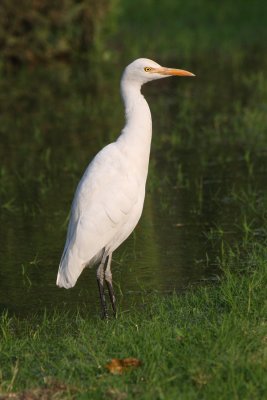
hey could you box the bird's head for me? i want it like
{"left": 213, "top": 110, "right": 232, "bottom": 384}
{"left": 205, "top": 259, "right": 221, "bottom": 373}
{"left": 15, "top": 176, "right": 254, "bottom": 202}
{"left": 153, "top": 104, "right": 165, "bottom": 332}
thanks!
{"left": 122, "top": 58, "right": 195, "bottom": 86}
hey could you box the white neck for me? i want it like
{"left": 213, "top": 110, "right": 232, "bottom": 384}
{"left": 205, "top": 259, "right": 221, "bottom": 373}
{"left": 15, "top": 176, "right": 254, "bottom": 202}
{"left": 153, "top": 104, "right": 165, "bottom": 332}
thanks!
{"left": 117, "top": 77, "right": 152, "bottom": 178}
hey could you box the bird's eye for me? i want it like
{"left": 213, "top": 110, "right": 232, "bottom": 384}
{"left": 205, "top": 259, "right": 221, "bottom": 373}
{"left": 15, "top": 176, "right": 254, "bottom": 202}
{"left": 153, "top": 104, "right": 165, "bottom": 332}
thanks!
{"left": 144, "top": 67, "right": 152, "bottom": 72}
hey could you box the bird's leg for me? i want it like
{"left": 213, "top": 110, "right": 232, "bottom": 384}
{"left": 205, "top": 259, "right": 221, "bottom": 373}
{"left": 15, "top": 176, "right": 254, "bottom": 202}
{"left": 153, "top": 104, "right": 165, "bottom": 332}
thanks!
{"left": 104, "top": 254, "right": 116, "bottom": 317}
{"left": 96, "top": 255, "right": 108, "bottom": 319}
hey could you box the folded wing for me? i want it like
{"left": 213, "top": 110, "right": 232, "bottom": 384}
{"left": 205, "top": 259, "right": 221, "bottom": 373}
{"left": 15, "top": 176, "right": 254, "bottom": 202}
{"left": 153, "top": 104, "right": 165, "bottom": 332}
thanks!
{"left": 57, "top": 143, "right": 140, "bottom": 288}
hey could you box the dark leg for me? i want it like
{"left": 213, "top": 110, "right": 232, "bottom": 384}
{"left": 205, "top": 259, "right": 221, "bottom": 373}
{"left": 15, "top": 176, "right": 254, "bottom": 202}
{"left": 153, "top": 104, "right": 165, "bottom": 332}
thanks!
{"left": 104, "top": 253, "right": 117, "bottom": 317}
{"left": 96, "top": 254, "right": 108, "bottom": 319}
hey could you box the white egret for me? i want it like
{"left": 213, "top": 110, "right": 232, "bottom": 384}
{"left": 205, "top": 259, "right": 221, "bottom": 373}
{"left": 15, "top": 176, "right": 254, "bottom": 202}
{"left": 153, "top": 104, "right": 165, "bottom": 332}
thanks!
{"left": 56, "top": 58, "right": 195, "bottom": 317}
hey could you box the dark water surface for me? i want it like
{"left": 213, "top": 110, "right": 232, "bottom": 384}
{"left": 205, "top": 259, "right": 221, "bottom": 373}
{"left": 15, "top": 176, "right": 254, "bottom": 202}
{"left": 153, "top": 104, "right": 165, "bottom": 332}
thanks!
{"left": 0, "top": 59, "right": 266, "bottom": 316}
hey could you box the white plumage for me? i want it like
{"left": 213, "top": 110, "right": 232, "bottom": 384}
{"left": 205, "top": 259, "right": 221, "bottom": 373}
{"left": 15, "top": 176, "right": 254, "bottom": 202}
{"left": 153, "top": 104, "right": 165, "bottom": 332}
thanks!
{"left": 56, "top": 58, "right": 194, "bottom": 317}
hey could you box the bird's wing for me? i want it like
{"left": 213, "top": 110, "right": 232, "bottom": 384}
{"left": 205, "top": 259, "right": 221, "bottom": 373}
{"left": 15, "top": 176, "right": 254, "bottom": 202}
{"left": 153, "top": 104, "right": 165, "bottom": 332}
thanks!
{"left": 62, "top": 143, "right": 140, "bottom": 264}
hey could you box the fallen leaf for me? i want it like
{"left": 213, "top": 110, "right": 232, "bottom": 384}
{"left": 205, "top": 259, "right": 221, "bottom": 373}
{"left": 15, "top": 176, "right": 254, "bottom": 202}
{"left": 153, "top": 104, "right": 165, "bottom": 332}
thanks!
{"left": 122, "top": 358, "right": 142, "bottom": 367}
{"left": 105, "top": 358, "right": 142, "bottom": 375}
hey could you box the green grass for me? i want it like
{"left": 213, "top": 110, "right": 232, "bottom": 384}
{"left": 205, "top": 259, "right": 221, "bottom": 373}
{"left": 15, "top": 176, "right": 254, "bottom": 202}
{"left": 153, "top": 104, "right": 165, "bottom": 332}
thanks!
{"left": 111, "top": 0, "right": 267, "bottom": 59}
{"left": 0, "top": 240, "right": 266, "bottom": 399}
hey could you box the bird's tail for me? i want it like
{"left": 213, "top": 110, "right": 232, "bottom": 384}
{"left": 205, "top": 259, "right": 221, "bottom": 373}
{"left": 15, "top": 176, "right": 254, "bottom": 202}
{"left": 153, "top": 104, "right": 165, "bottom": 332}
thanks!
{"left": 56, "top": 249, "right": 85, "bottom": 289}
{"left": 56, "top": 248, "right": 103, "bottom": 289}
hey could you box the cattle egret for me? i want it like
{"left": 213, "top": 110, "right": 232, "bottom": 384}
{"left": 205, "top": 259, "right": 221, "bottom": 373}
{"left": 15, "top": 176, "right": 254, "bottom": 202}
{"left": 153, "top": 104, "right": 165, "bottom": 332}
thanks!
{"left": 56, "top": 58, "right": 195, "bottom": 318}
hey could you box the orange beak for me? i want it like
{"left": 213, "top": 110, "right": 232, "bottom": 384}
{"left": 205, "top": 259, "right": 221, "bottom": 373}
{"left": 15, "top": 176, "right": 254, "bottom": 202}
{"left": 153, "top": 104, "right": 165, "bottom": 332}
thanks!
{"left": 153, "top": 67, "right": 195, "bottom": 77}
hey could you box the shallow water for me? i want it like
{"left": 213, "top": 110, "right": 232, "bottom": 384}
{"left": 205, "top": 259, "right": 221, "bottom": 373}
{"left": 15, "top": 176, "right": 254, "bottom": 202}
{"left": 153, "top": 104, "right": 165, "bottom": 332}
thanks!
{"left": 0, "top": 60, "right": 266, "bottom": 316}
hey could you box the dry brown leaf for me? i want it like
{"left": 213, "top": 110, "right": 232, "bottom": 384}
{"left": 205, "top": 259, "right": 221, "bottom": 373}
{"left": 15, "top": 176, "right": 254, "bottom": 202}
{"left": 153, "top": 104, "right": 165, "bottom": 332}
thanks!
{"left": 105, "top": 358, "right": 142, "bottom": 375}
